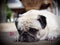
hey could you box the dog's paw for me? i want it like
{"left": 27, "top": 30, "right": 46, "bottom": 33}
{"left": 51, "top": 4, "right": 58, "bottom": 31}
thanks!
{"left": 47, "top": 33, "right": 58, "bottom": 40}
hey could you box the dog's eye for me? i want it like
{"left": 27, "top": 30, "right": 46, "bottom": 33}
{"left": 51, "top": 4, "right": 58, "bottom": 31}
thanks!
{"left": 28, "top": 28, "right": 38, "bottom": 34}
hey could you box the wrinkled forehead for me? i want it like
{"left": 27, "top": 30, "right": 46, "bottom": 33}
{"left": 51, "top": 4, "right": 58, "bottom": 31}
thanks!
{"left": 18, "top": 18, "right": 41, "bottom": 31}
{"left": 31, "top": 20, "right": 42, "bottom": 30}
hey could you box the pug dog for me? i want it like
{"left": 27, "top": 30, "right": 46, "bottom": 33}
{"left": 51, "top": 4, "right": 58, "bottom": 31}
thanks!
{"left": 16, "top": 10, "right": 60, "bottom": 42}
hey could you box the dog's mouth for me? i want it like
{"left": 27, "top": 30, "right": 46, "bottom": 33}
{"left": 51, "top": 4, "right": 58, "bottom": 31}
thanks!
{"left": 18, "top": 31, "right": 39, "bottom": 42}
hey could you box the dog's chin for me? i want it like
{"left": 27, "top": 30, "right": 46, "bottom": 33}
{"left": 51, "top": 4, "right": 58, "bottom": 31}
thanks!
{"left": 18, "top": 34, "right": 40, "bottom": 42}
{"left": 18, "top": 38, "right": 39, "bottom": 42}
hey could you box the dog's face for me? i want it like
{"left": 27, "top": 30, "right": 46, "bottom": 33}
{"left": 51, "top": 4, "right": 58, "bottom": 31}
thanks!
{"left": 17, "top": 15, "right": 46, "bottom": 42}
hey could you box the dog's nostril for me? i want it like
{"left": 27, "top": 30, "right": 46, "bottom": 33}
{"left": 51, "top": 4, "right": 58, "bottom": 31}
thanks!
{"left": 23, "top": 32, "right": 28, "bottom": 34}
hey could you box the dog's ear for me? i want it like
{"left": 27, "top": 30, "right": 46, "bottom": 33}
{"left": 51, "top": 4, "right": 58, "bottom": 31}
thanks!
{"left": 37, "top": 15, "right": 47, "bottom": 29}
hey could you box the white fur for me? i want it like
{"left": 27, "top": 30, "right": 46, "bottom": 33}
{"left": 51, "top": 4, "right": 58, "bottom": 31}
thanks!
{"left": 17, "top": 9, "right": 60, "bottom": 40}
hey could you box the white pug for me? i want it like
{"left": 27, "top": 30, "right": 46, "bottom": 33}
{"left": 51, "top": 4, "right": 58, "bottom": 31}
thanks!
{"left": 16, "top": 10, "right": 60, "bottom": 42}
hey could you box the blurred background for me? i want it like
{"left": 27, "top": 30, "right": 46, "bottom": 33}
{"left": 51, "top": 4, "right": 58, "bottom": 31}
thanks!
{"left": 0, "top": 0, "right": 59, "bottom": 44}
{"left": 0, "top": 0, "right": 59, "bottom": 23}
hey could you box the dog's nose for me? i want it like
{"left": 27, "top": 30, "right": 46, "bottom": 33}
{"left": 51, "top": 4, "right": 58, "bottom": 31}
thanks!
{"left": 21, "top": 32, "right": 28, "bottom": 42}
{"left": 23, "top": 32, "right": 27, "bottom": 34}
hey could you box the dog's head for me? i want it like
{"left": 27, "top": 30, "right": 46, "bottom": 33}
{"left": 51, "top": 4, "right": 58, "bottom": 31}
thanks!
{"left": 17, "top": 12, "right": 47, "bottom": 42}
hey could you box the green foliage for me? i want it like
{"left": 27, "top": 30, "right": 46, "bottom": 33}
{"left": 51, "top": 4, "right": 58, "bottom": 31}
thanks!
{"left": 5, "top": 4, "right": 13, "bottom": 19}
